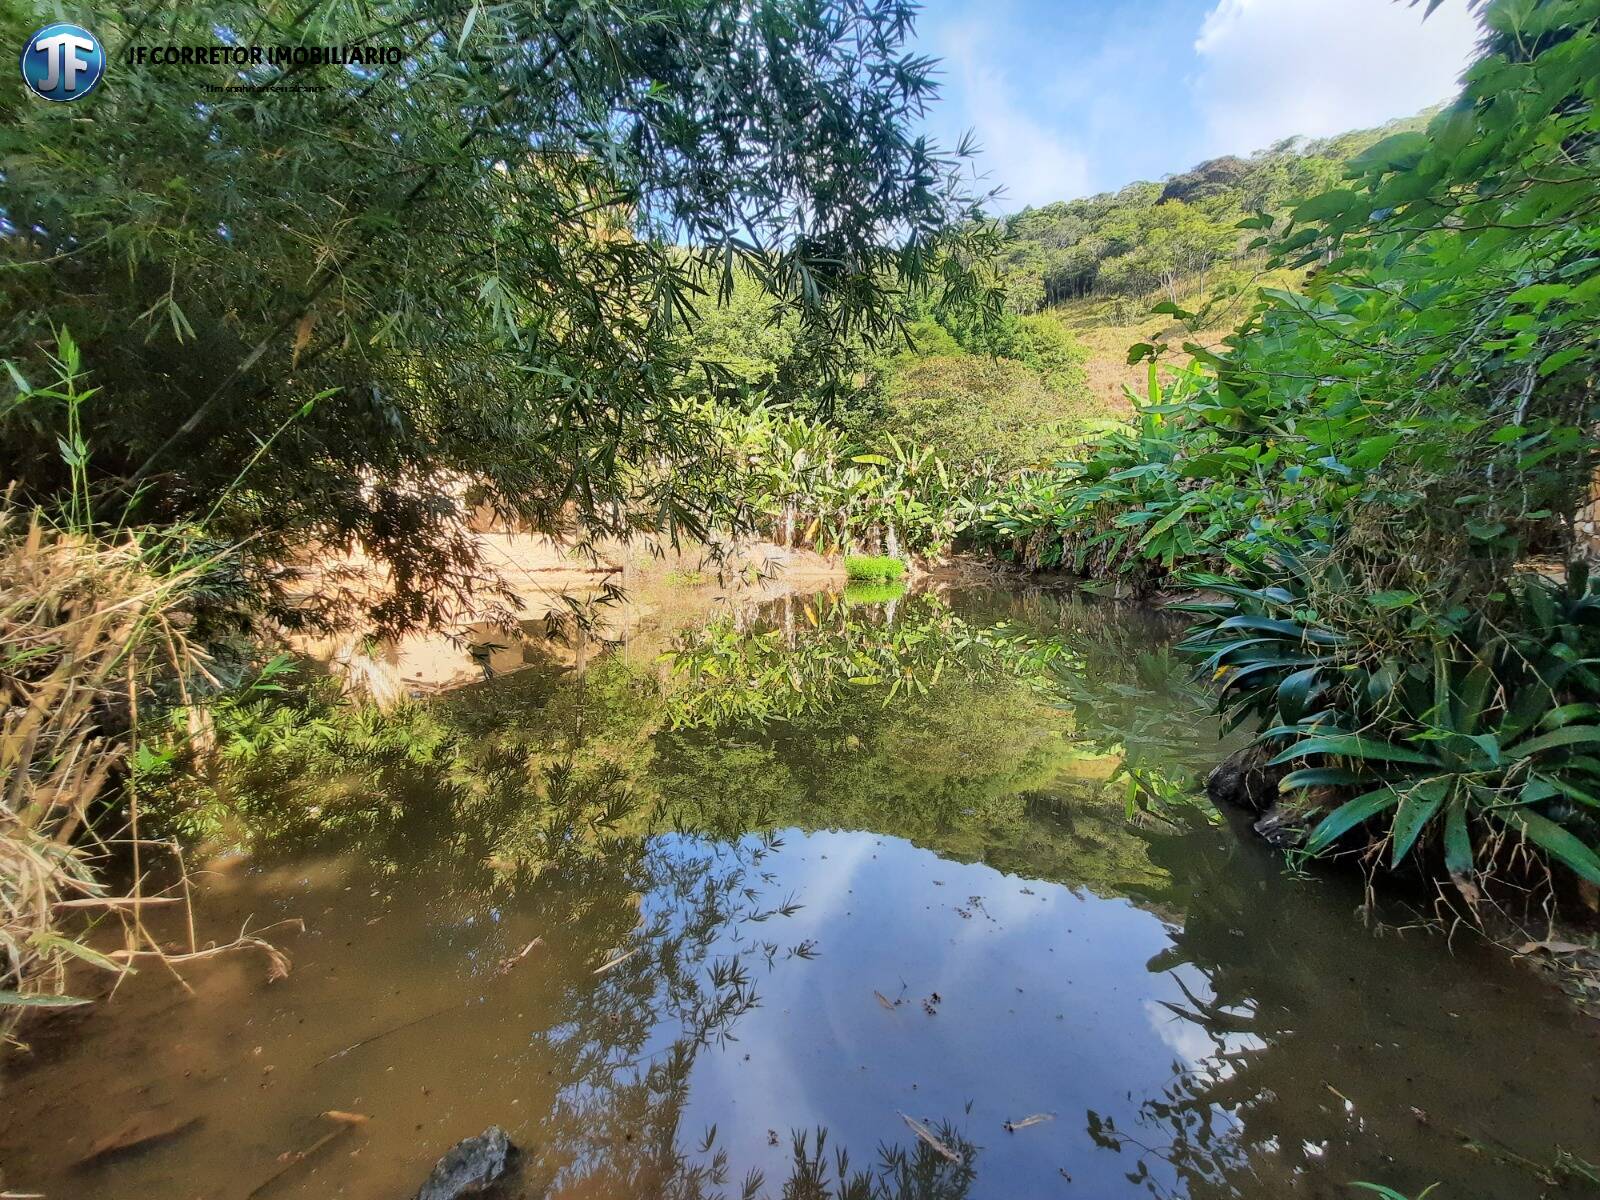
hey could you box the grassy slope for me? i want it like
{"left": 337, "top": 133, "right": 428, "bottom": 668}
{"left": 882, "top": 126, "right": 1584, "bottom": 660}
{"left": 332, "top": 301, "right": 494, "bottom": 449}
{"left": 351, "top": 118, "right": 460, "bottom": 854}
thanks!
{"left": 1050, "top": 266, "right": 1309, "bottom": 414}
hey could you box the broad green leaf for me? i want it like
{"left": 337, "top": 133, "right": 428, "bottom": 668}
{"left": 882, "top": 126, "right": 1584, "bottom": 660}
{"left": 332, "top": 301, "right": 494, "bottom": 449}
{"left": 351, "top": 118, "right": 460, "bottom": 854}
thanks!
{"left": 1269, "top": 734, "right": 1439, "bottom": 767}
{"left": 1492, "top": 809, "right": 1600, "bottom": 885}
{"left": 1390, "top": 778, "right": 1448, "bottom": 866}
{"left": 0, "top": 990, "right": 92, "bottom": 1008}
{"left": 1276, "top": 666, "right": 1323, "bottom": 720}
{"left": 1510, "top": 725, "right": 1600, "bottom": 759}
{"left": 1443, "top": 798, "right": 1473, "bottom": 876}
{"left": 1346, "top": 131, "right": 1429, "bottom": 174}
{"left": 1293, "top": 188, "right": 1359, "bottom": 223}
{"left": 1367, "top": 590, "right": 1419, "bottom": 609}
{"left": 1279, "top": 766, "right": 1360, "bottom": 790}
{"left": 1304, "top": 787, "right": 1400, "bottom": 855}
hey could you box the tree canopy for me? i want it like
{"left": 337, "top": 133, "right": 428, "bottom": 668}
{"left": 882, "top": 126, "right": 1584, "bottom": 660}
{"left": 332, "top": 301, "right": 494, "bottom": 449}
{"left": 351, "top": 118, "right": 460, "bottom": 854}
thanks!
{"left": 0, "top": 0, "right": 998, "bottom": 630}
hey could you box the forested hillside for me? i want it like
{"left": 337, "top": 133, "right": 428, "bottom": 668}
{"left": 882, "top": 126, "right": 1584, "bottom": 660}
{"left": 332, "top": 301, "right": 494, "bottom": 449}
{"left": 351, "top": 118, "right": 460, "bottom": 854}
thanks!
{"left": 1002, "top": 111, "right": 1439, "bottom": 409}
{"left": 676, "top": 110, "right": 1448, "bottom": 470}
{"left": 998, "top": 111, "right": 1437, "bottom": 313}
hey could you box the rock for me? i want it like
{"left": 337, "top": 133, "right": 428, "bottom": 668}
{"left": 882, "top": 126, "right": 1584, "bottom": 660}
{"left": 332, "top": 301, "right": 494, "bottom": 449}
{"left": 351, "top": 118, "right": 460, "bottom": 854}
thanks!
{"left": 415, "top": 1127, "right": 519, "bottom": 1200}
{"left": 1253, "top": 785, "right": 1344, "bottom": 849}
{"left": 1157, "top": 155, "right": 1252, "bottom": 205}
{"left": 1252, "top": 803, "right": 1309, "bottom": 848}
{"left": 1205, "top": 745, "right": 1288, "bottom": 815}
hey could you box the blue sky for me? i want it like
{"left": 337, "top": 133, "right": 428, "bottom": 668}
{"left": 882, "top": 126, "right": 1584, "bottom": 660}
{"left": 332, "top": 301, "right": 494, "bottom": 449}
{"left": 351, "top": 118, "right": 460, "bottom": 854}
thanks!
{"left": 910, "top": 0, "right": 1483, "bottom": 212}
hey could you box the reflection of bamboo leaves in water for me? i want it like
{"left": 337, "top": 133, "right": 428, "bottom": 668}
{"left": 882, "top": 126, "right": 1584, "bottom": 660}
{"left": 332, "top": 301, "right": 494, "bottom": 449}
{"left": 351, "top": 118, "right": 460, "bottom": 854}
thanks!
{"left": 1041, "top": 628, "right": 1223, "bottom": 814}
{"left": 779, "top": 1124, "right": 979, "bottom": 1200}
{"left": 507, "top": 829, "right": 982, "bottom": 1200}
{"left": 662, "top": 593, "right": 1054, "bottom": 730}
{"left": 517, "top": 831, "right": 790, "bottom": 1195}
{"left": 664, "top": 589, "right": 1226, "bottom": 822}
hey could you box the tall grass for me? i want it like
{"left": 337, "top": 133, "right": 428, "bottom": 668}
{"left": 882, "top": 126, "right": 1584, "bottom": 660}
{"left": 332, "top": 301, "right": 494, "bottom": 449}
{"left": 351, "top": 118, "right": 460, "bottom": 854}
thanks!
{"left": 0, "top": 333, "right": 318, "bottom": 1035}
{"left": 844, "top": 554, "right": 906, "bottom": 583}
{"left": 0, "top": 506, "right": 213, "bottom": 1023}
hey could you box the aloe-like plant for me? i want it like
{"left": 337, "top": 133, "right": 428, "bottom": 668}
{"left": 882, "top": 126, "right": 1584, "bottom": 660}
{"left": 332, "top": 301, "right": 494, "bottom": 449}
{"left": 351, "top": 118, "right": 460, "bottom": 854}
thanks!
{"left": 1179, "top": 550, "right": 1600, "bottom": 889}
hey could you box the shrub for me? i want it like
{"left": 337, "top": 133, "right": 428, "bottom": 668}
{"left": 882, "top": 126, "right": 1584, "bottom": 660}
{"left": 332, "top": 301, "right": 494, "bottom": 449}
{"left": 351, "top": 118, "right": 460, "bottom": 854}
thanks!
{"left": 1180, "top": 551, "right": 1600, "bottom": 894}
{"left": 844, "top": 555, "right": 906, "bottom": 584}
{"left": 882, "top": 355, "right": 1078, "bottom": 472}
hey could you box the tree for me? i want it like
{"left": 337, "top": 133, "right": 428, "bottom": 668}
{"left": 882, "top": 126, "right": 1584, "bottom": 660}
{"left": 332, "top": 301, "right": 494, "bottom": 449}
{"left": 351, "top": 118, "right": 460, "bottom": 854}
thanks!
{"left": 883, "top": 356, "right": 1073, "bottom": 472}
{"left": 1098, "top": 201, "right": 1236, "bottom": 304}
{"left": 0, "top": 0, "right": 999, "bottom": 632}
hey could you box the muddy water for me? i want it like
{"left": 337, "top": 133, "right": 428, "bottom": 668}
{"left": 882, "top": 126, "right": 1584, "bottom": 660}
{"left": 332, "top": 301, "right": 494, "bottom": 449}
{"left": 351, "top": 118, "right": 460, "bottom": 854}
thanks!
{"left": 3, "top": 587, "right": 1597, "bottom": 1200}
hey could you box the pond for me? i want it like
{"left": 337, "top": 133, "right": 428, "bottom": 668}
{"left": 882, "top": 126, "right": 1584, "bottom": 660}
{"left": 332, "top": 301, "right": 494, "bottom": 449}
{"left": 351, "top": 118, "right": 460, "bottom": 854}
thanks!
{"left": 2, "top": 586, "right": 1596, "bottom": 1200}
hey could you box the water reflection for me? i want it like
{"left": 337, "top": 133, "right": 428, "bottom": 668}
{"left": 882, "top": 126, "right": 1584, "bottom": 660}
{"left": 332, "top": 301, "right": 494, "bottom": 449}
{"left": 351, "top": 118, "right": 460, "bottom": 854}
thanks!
{"left": 1, "top": 587, "right": 1595, "bottom": 1200}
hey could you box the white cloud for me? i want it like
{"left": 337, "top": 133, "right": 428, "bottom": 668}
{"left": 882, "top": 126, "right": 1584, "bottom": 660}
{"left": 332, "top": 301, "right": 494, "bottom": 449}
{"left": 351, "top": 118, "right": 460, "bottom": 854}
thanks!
{"left": 1191, "top": 0, "right": 1481, "bottom": 156}
{"left": 935, "top": 17, "right": 1091, "bottom": 210}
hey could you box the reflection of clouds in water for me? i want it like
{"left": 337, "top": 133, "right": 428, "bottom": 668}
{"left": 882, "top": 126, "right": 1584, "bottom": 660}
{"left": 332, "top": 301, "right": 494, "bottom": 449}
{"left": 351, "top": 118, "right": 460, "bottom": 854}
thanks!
{"left": 1142, "top": 995, "right": 1222, "bottom": 1073}
{"left": 676, "top": 829, "right": 1223, "bottom": 1197}
{"left": 1140, "top": 971, "right": 1265, "bottom": 1084}
{"left": 687, "top": 831, "right": 884, "bottom": 1143}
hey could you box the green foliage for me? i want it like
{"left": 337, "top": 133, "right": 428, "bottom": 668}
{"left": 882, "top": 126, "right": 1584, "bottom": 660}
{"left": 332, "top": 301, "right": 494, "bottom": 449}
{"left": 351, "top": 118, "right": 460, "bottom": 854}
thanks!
{"left": 824, "top": 295, "right": 1099, "bottom": 468}
{"left": 0, "top": 0, "right": 999, "bottom": 633}
{"left": 1095, "top": 201, "right": 1238, "bottom": 305}
{"left": 881, "top": 356, "right": 1075, "bottom": 472}
{"left": 998, "top": 111, "right": 1433, "bottom": 312}
{"left": 968, "top": 0, "right": 1600, "bottom": 893}
{"left": 664, "top": 593, "right": 1048, "bottom": 728}
{"left": 968, "top": 367, "right": 1234, "bottom": 585}
{"left": 844, "top": 555, "right": 906, "bottom": 583}
{"left": 843, "top": 581, "right": 908, "bottom": 605}
{"left": 702, "top": 404, "right": 984, "bottom": 557}
{"left": 1180, "top": 555, "right": 1600, "bottom": 887}
{"left": 135, "top": 658, "right": 465, "bottom": 840}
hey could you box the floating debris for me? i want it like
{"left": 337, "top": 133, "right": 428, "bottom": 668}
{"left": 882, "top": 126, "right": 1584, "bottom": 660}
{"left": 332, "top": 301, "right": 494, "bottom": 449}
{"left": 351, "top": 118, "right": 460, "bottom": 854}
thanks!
{"left": 495, "top": 937, "right": 545, "bottom": 976}
{"left": 897, "top": 1113, "right": 962, "bottom": 1164}
{"left": 1003, "top": 1112, "right": 1055, "bottom": 1132}
{"left": 593, "top": 946, "right": 642, "bottom": 975}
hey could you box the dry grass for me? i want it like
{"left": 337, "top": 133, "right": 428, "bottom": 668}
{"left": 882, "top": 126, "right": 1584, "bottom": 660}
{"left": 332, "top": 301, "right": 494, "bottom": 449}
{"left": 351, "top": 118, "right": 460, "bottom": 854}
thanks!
{"left": 0, "top": 507, "right": 208, "bottom": 1030}
{"left": 1054, "top": 268, "right": 1305, "bottom": 411}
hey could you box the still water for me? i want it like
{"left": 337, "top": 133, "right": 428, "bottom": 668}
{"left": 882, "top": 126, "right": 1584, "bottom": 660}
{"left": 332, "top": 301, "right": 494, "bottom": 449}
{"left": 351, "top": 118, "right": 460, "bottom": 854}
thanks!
{"left": 2, "top": 587, "right": 1596, "bottom": 1199}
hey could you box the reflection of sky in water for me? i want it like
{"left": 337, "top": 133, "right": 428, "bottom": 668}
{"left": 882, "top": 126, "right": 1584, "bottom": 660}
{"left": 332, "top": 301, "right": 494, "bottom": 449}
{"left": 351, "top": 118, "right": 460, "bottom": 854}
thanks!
{"left": 667, "top": 827, "right": 1244, "bottom": 1198}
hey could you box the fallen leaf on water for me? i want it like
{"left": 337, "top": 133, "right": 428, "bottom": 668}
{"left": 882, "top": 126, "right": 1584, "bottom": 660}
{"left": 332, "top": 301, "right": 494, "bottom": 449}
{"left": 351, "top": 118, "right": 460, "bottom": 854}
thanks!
{"left": 874, "top": 990, "right": 896, "bottom": 1011}
{"left": 75, "top": 1113, "right": 203, "bottom": 1167}
{"left": 496, "top": 938, "right": 545, "bottom": 975}
{"left": 1003, "top": 1113, "right": 1055, "bottom": 1132}
{"left": 897, "top": 1113, "right": 962, "bottom": 1164}
{"left": 593, "top": 946, "right": 642, "bottom": 975}
{"left": 1515, "top": 939, "right": 1588, "bottom": 956}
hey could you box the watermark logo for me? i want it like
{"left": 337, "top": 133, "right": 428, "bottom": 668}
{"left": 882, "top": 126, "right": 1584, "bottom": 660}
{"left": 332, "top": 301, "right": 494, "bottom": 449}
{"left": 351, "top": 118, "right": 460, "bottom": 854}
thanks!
{"left": 20, "top": 23, "right": 105, "bottom": 102}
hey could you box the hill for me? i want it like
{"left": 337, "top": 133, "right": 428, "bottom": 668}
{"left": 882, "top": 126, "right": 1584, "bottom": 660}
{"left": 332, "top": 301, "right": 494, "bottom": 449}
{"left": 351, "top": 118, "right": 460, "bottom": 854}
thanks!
{"left": 996, "top": 110, "right": 1440, "bottom": 408}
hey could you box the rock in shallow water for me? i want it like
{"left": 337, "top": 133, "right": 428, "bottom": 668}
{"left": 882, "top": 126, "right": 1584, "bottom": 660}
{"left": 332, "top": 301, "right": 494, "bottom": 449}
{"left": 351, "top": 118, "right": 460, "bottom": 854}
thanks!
{"left": 415, "top": 1126, "right": 519, "bottom": 1200}
{"left": 1205, "top": 745, "right": 1287, "bottom": 814}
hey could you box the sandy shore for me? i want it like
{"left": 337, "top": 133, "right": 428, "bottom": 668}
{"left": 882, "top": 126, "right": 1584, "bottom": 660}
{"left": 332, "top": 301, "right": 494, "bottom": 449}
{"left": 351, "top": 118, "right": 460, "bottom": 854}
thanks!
{"left": 287, "top": 530, "right": 848, "bottom": 703}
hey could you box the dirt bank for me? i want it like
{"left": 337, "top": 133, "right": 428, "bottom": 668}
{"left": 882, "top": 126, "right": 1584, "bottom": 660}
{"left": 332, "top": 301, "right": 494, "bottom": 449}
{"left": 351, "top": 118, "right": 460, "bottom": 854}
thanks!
{"left": 287, "top": 531, "right": 847, "bottom": 702}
